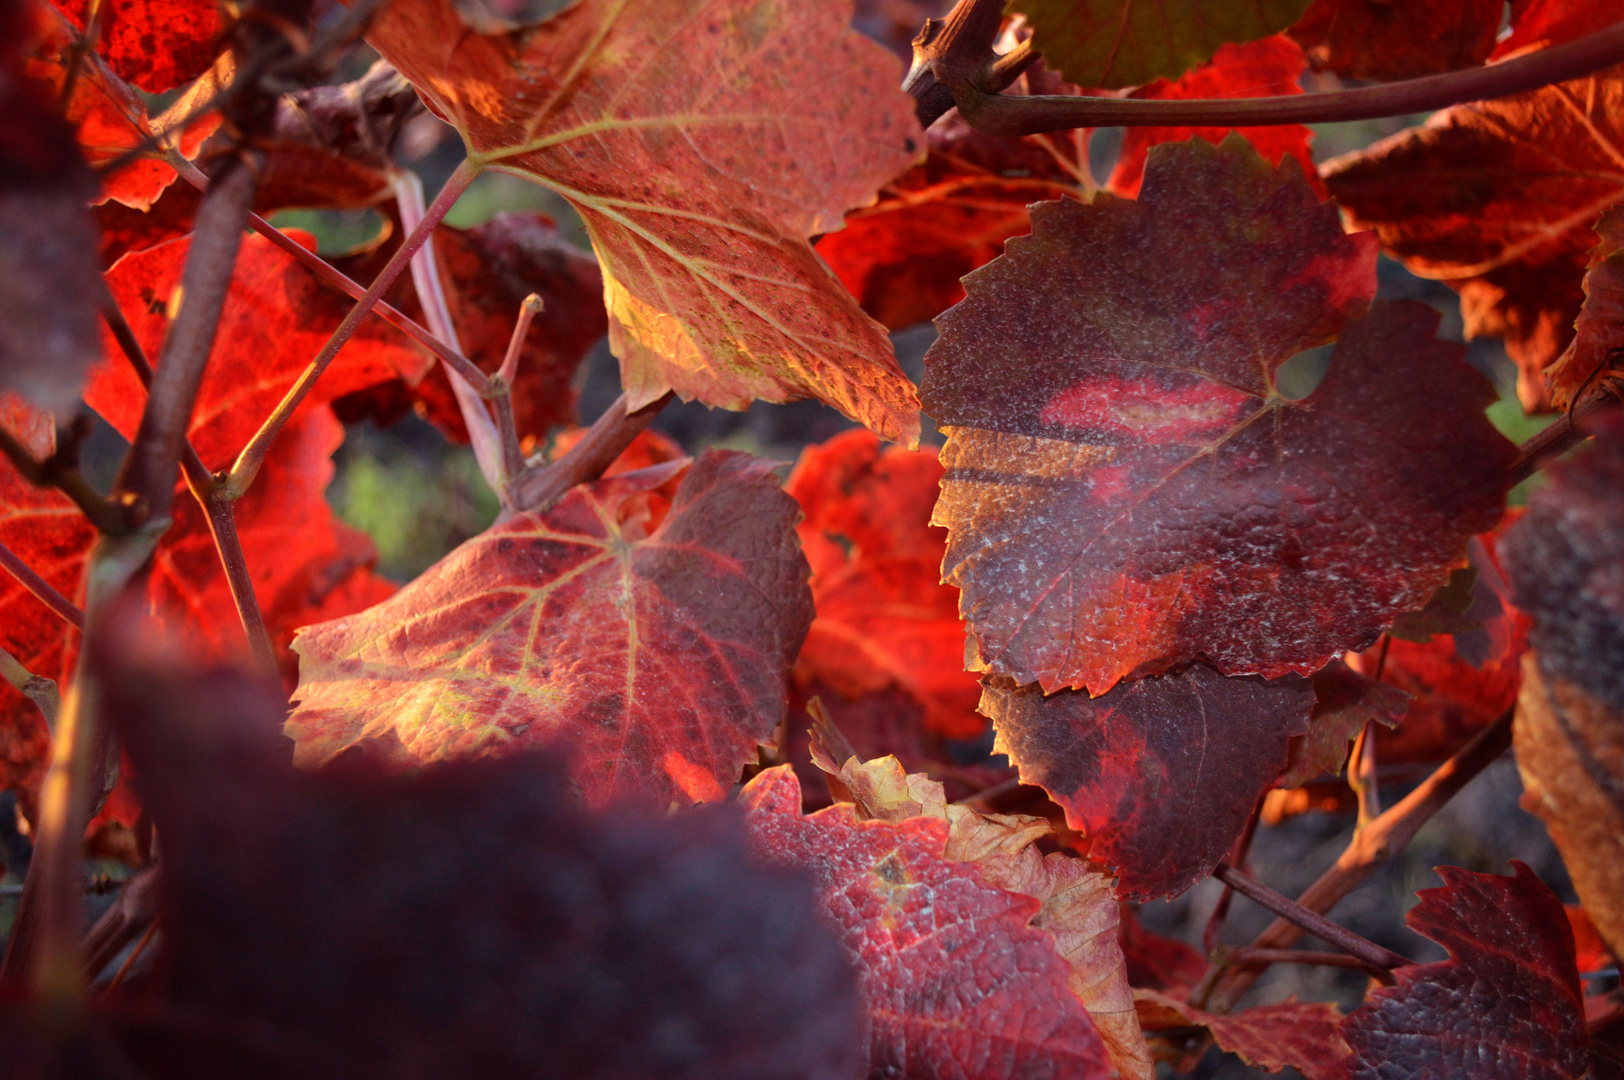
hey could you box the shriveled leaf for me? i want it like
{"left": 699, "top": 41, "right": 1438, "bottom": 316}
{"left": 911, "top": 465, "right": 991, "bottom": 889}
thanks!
{"left": 1008, "top": 0, "right": 1311, "bottom": 88}
{"left": 1338, "top": 862, "right": 1588, "bottom": 1080}
{"left": 1501, "top": 414, "right": 1624, "bottom": 956}
{"left": 1279, "top": 658, "right": 1407, "bottom": 788}
{"left": 290, "top": 451, "right": 813, "bottom": 807}
{"left": 92, "top": 229, "right": 426, "bottom": 465}
{"left": 1135, "top": 990, "right": 1345, "bottom": 1080}
{"left": 982, "top": 662, "right": 1314, "bottom": 900}
{"left": 1321, "top": 67, "right": 1624, "bottom": 409}
{"left": 922, "top": 137, "right": 1512, "bottom": 694}
{"left": 1546, "top": 207, "right": 1624, "bottom": 407}
{"left": 787, "top": 430, "right": 982, "bottom": 740}
{"left": 741, "top": 764, "right": 1114, "bottom": 1079}
{"left": 50, "top": 0, "right": 224, "bottom": 93}
{"left": 96, "top": 641, "right": 864, "bottom": 1080}
{"left": 0, "top": 0, "right": 102, "bottom": 415}
{"left": 816, "top": 116, "right": 1086, "bottom": 330}
{"left": 1109, "top": 37, "right": 1316, "bottom": 198}
{"left": 411, "top": 212, "right": 606, "bottom": 445}
{"left": 1286, "top": 0, "right": 1502, "bottom": 80}
{"left": 369, "top": 0, "right": 924, "bottom": 443}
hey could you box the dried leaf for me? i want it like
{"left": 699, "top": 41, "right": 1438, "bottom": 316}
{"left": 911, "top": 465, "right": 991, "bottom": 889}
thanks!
{"left": 97, "top": 641, "right": 865, "bottom": 1080}
{"left": 369, "top": 0, "right": 924, "bottom": 443}
{"left": 1546, "top": 207, "right": 1624, "bottom": 407}
{"left": 922, "top": 137, "right": 1511, "bottom": 694}
{"left": 1008, "top": 0, "right": 1312, "bottom": 88}
{"left": 741, "top": 764, "right": 1114, "bottom": 1079}
{"left": 290, "top": 451, "right": 813, "bottom": 807}
{"left": 982, "top": 663, "right": 1314, "bottom": 900}
{"left": 1134, "top": 990, "right": 1346, "bottom": 1080}
{"left": 816, "top": 116, "right": 1086, "bottom": 330}
{"left": 1279, "top": 658, "right": 1408, "bottom": 788}
{"left": 1286, "top": 0, "right": 1502, "bottom": 80}
{"left": 1322, "top": 66, "right": 1624, "bottom": 409}
{"left": 49, "top": 0, "right": 224, "bottom": 93}
{"left": 1109, "top": 37, "right": 1317, "bottom": 198}
{"left": 1, "top": 0, "right": 102, "bottom": 414}
{"left": 1338, "top": 862, "right": 1588, "bottom": 1080}
{"left": 787, "top": 430, "right": 983, "bottom": 740}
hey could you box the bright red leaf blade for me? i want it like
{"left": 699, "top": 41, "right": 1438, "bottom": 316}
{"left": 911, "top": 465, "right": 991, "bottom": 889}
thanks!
{"left": 922, "top": 137, "right": 1513, "bottom": 695}
{"left": 1286, "top": 0, "right": 1503, "bottom": 80}
{"left": 50, "top": 0, "right": 224, "bottom": 94}
{"left": 982, "top": 662, "right": 1314, "bottom": 900}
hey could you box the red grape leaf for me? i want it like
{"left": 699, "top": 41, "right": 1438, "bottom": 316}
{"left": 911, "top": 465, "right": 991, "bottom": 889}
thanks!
{"left": 1389, "top": 566, "right": 1482, "bottom": 643}
{"left": 1, "top": 0, "right": 102, "bottom": 415}
{"left": 1135, "top": 990, "right": 1345, "bottom": 1080}
{"left": 817, "top": 752, "right": 1152, "bottom": 1079}
{"left": 1286, "top": 0, "right": 1502, "bottom": 80}
{"left": 1338, "top": 862, "right": 1588, "bottom": 1080}
{"left": 740, "top": 763, "right": 1114, "bottom": 1079}
{"left": 407, "top": 212, "right": 607, "bottom": 445}
{"left": 815, "top": 116, "right": 1087, "bottom": 331}
{"left": 28, "top": 8, "right": 220, "bottom": 212}
{"left": 982, "top": 663, "right": 1313, "bottom": 899}
{"left": 1118, "top": 905, "right": 1206, "bottom": 991}
{"left": 1567, "top": 905, "right": 1614, "bottom": 975}
{"left": 1494, "top": 0, "right": 1623, "bottom": 60}
{"left": 49, "top": 0, "right": 223, "bottom": 94}
{"left": 1546, "top": 207, "right": 1624, "bottom": 407}
{"left": 1279, "top": 658, "right": 1408, "bottom": 788}
{"left": 787, "top": 430, "right": 983, "bottom": 740}
{"left": 289, "top": 450, "right": 813, "bottom": 808}
{"left": 1007, "top": 0, "right": 1312, "bottom": 88}
{"left": 91, "top": 229, "right": 426, "bottom": 466}
{"left": 922, "top": 137, "right": 1512, "bottom": 694}
{"left": 93, "top": 639, "right": 864, "bottom": 1080}
{"left": 1321, "top": 66, "right": 1624, "bottom": 410}
{"left": 368, "top": 0, "right": 924, "bottom": 444}
{"left": 1108, "top": 37, "right": 1318, "bottom": 198}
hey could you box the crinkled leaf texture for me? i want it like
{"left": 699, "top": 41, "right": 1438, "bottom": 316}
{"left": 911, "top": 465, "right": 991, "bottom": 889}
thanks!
{"left": 1108, "top": 36, "right": 1317, "bottom": 198}
{"left": 741, "top": 764, "right": 1114, "bottom": 1079}
{"left": 1322, "top": 66, "right": 1624, "bottom": 409}
{"left": 815, "top": 116, "right": 1087, "bottom": 331}
{"left": 50, "top": 0, "right": 223, "bottom": 93}
{"left": 369, "top": 0, "right": 924, "bottom": 443}
{"left": 787, "top": 430, "right": 984, "bottom": 740}
{"left": 290, "top": 451, "right": 814, "bottom": 807}
{"left": 922, "top": 137, "right": 1513, "bottom": 695}
{"left": 95, "top": 642, "right": 864, "bottom": 1080}
{"left": 1007, "top": 0, "right": 1311, "bottom": 88}
{"left": 1548, "top": 208, "right": 1624, "bottom": 408}
{"left": 982, "top": 662, "right": 1314, "bottom": 900}
{"left": 1338, "top": 862, "right": 1588, "bottom": 1080}
{"left": 1286, "top": 0, "right": 1502, "bottom": 80}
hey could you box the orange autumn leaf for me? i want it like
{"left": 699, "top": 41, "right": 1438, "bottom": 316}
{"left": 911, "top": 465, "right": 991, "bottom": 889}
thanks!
{"left": 368, "top": 0, "right": 924, "bottom": 443}
{"left": 288, "top": 451, "right": 814, "bottom": 808}
{"left": 787, "top": 430, "right": 983, "bottom": 740}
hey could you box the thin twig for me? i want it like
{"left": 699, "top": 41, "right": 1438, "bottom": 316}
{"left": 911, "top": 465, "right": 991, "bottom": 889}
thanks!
{"left": 509, "top": 391, "right": 676, "bottom": 513}
{"left": 903, "top": 0, "right": 1005, "bottom": 129}
{"left": 1204, "top": 707, "right": 1514, "bottom": 1011}
{"left": 1228, "top": 947, "right": 1397, "bottom": 986}
{"left": 1509, "top": 377, "right": 1622, "bottom": 484}
{"left": 169, "top": 155, "right": 494, "bottom": 392}
{"left": 0, "top": 646, "right": 61, "bottom": 730}
{"left": 57, "top": 0, "right": 107, "bottom": 108}
{"left": 936, "top": 19, "right": 1624, "bottom": 137}
{"left": 493, "top": 294, "right": 545, "bottom": 484}
{"left": 1212, "top": 862, "right": 1409, "bottom": 971}
{"left": 1203, "top": 797, "right": 1263, "bottom": 953}
{"left": 0, "top": 424, "right": 134, "bottom": 536}
{"left": 106, "top": 917, "right": 159, "bottom": 992}
{"left": 0, "top": 541, "right": 85, "bottom": 630}
{"left": 223, "top": 159, "right": 479, "bottom": 500}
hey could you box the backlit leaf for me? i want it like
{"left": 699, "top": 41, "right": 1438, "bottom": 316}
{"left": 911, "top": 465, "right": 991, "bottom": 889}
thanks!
{"left": 49, "top": 0, "right": 224, "bottom": 93}
{"left": 816, "top": 116, "right": 1086, "bottom": 331}
{"left": 741, "top": 764, "right": 1114, "bottom": 1079}
{"left": 1135, "top": 990, "right": 1346, "bottom": 1080}
{"left": 1546, "top": 207, "right": 1624, "bottom": 408}
{"left": 369, "top": 0, "right": 925, "bottom": 443}
{"left": 922, "top": 137, "right": 1512, "bottom": 694}
{"left": 787, "top": 430, "right": 983, "bottom": 740}
{"left": 1007, "top": 0, "right": 1312, "bottom": 89}
{"left": 1494, "top": 0, "right": 1624, "bottom": 60}
{"left": 289, "top": 451, "right": 813, "bottom": 807}
{"left": 982, "top": 663, "right": 1314, "bottom": 900}
{"left": 1278, "top": 658, "right": 1407, "bottom": 788}
{"left": 1338, "top": 862, "right": 1588, "bottom": 1080}
{"left": 96, "top": 641, "right": 865, "bottom": 1080}
{"left": 1321, "top": 66, "right": 1624, "bottom": 409}
{"left": 1286, "top": 0, "right": 1502, "bottom": 80}
{"left": 1108, "top": 37, "right": 1317, "bottom": 198}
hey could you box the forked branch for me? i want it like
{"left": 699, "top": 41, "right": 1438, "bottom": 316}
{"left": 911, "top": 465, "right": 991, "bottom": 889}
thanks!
{"left": 509, "top": 392, "right": 677, "bottom": 513}
{"left": 1212, "top": 862, "right": 1408, "bottom": 972}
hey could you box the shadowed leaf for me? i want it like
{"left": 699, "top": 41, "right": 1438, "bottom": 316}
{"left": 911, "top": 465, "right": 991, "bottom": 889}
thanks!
{"left": 1135, "top": 990, "right": 1345, "bottom": 1080}
{"left": 1546, "top": 208, "right": 1624, "bottom": 407}
{"left": 290, "top": 451, "right": 814, "bottom": 807}
{"left": 1286, "top": 0, "right": 1502, "bottom": 80}
{"left": 1279, "top": 658, "right": 1407, "bottom": 788}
